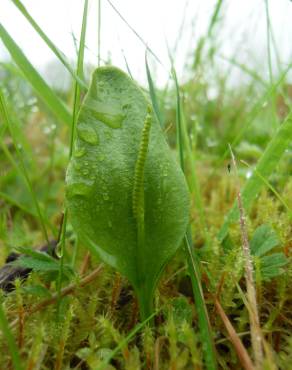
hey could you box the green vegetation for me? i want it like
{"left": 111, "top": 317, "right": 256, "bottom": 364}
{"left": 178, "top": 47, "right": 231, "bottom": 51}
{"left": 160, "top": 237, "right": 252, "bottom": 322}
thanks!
{"left": 0, "top": 1, "right": 292, "bottom": 369}
{"left": 66, "top": 66, "right": 190, "bottom": 321}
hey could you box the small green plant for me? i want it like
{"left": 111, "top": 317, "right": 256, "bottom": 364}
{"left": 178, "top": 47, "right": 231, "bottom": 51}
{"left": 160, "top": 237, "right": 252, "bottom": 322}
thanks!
{"left": 250, "top": 224, "right": 288, "bottom": 280}
{"left": 65, "top": 66, "right": 190, "bottom": 320}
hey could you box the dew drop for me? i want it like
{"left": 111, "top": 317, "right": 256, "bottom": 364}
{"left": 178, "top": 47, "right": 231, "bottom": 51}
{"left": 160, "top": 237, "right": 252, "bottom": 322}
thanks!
{"left": 103, "top": 193, "right": 109, "bottom": 201}
{"left": 84, "top": 97, "right": 125, "bottom": 129}
{"left": 74, "top": 162, "right": 81, "bottom": 170}
{"left": 122, "top": 103, "right": 131, "bottom": 110}
{"left": 74, "top": 147, "right": 86, "bottom": 158}
{"left": 66, "top": 181, "right": 93, "bottom": 198}
{"left": 77, "top": 122, "right": 99, "bottom": 144}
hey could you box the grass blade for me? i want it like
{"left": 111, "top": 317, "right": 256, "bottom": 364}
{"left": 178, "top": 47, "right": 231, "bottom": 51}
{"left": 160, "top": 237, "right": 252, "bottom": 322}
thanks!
{"left": 184, "top": 232, "right": 217, "bottom": 370}
{"left": 106, "top": 0, "right": 164, "bottom": 69}
{"left": 0, "top": 89, "right": 50, "bottom": 244}
{"left": 11, "top": 0, "right": 87, "bottom": 91}
{"left": 0, "top": 303, "right": 23, "bottom": 370}
{"left": 98, "top": 0, "right": 101, "bottom": 67}
{"left": 172, "top": 67, "right": 184, "bottom": 170}
{"left": 211, "top": 61, "right": 292, "bottom": 175}
{"left": 172, "top": 65, "right": 218, "bottom": 370}
{"left": 229, "top": 145, "right": 263, "bottom": 367}
{"left": 181, "top": 111, "right": 210, "bottom": 247}
{"left": 145, "top": 55, "right": 164, "bottom": 127}
{"left": 0, "top": 24, "right": 72, "bottom": 125}
{"left": 56, "top": 0, "right": 89, "bottom": 309}
{"left": 218, "top": 113, "right": 292, "bottom": 242}
{"left": 241, "top": 160, "right": 292, "bottom": 218}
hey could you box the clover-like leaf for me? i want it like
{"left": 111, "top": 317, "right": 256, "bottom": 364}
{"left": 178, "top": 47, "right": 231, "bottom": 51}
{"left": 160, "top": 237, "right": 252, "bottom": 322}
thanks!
{"left": 66, "top": 66, "right": 190, "bottom": 320}
{"left": 250, "top": 224, "right": 288, "bottom": 280}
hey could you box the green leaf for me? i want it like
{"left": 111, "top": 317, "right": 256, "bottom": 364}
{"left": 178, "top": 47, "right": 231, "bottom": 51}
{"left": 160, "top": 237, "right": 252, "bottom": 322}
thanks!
{"left": 21, "top": 284, "right": 52, "bottom": 298}
{"left": 250, "top": 224, "right": 280, "bottom": 257}
{"left": 66, "top": 66, "right": 190, "bottom": 320}
{"left": 13, "top": 247, "right": 75, "bottom": 280}
{"left": 0, "top": 24, "right": 72, "bottom": 126}
{"left": 16, "top": 246, "right": 56, "bottom": 262}
{"left": 260, "top": 253, "right": 287, "bottom": 280}
{"left": 250, "top": 225, "right": 287, "bottom": 281}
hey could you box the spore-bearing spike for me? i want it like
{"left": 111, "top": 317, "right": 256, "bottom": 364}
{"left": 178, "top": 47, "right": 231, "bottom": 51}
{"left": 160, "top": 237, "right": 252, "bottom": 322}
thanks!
{"left": 132, "top": 105, "right": 152, "bottom": 220}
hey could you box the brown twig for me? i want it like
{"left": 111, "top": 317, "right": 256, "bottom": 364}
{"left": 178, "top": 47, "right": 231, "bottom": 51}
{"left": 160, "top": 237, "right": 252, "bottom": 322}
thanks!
{"left": 128, "top": 296, "right": 138, "bottom": 331}
{"left": 214, "top": 297, "right": 255, "bottom": 370}
{"left": 110, "top": 272, "right": 122, "bottom": 315}
{"left": 9, "top": 264, "right": 103, "bottom": 330}
{"left": 154, "top": 336, "right": 167, "bottom": 370}
{"left": 79, "top": 251, "right": 91, "bottom": 276}
{"left": 229, "top": 144, "right": 264, "bottom": 368}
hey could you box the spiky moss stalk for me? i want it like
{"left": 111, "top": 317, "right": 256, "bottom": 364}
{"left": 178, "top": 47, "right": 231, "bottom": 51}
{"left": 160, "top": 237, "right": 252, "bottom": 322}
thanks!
{"left": 132, "top": 105, "right": 152, "bottom": 321}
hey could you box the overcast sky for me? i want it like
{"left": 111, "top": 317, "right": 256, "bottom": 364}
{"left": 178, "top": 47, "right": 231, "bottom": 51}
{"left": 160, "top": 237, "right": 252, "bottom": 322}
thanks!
{"left": 1, "top": 0, "right": 292, "bottom": 87}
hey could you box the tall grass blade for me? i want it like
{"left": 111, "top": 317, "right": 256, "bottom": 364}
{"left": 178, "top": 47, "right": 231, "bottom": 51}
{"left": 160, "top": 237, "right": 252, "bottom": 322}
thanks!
{"left": 11, "top": 0, "right": 87, "bottom": 91}
{"left": 207, "top": 0, "right": 224, "bottom": 38}
{"left": 229, "top": 145, "right": 263, "bottom": 367}
{"left": 241, "top": 160, "right": 292, "bottom": 218}
{"left": 0, "top": 89, "right": 50, "bottom": 244}
{"left": 0, "top": 24, "right": 72, "bottom": 125}
{"left": 194, "top": 0, "right": 224, "bottom": 68}
{"left": 121, "top": 48, "right": 133, "bottom": 79}
{"left": 212, "top": 62, "right": 292, "bottom": 172}
{"left": 172, "top": 67, "right": 184, "bottom": 170}
{"left": 106, "top": 0, "right": 164, "bottom": 69}
{"left": 145, "top": 55, "right": 164, "bottom": 127}
{"left": 218, "top": 114, "right": 292, "bottom": 242}
{"left": 0, "top": 303, "right": 23, "bottom": 370}
{"left": 172, "top": 65, "right": 218, "bottom": 370}
{"left": 181, "top": 111, "right": 210, "bottom": 247}
{"left": 98, "top": 0, "right": 101, "bottom": 67}
{"left": 219, "top": 54, "right": 268, "bottom": 87}
{"left": 56, "top": 0, "right": 89, "bottom": 310}
{"left": 264, "top": 0, "right": 273, "bottom": 85}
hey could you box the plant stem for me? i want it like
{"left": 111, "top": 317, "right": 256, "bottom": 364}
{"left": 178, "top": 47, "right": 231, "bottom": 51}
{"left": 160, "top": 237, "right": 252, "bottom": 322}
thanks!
{"left": 229, "top": 145, "right": 263, "bottom": 368}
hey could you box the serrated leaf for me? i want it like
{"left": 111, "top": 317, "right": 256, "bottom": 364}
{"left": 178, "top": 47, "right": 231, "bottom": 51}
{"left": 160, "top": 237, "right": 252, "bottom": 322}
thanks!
{"left": 66, "top": 66, "right": 190, "bottom": 320}
{"left": 250, "top": 224, "right": 280, "bottom": 257}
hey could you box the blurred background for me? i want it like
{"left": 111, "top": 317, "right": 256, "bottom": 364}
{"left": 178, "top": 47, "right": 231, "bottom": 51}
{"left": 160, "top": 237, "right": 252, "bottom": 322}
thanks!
{"left": 1, "top": 0, "right": 292, "bottom": 89}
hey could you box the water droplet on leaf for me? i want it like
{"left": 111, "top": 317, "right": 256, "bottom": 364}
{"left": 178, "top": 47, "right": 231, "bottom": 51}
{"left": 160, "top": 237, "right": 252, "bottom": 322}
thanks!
{"left": 66, "top": 181, "right": 93, "bottom": 198}
{"left": 103, "top": 193, "right": 109, "bottom": 201}
{"left": 74, "top": 147, "right": 86, "bottom": 158}
{"left": 77, "top": 122, "right": 99, "bottom": 144}
{"left": 84, "top": 97, "right": 125, "bottom": 129}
